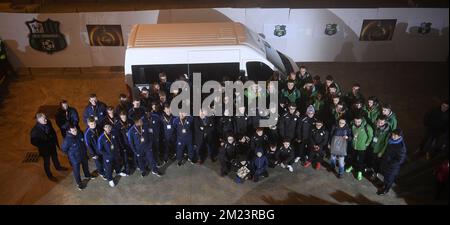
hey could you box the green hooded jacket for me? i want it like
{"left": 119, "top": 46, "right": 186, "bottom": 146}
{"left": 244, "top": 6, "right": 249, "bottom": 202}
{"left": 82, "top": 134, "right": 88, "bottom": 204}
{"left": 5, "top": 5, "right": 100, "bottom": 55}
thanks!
{"left": 370, "top": 123, "right": 391, "bottom": 156}
{"left": 351, "top": 122, "right": 373, "bottom": 151}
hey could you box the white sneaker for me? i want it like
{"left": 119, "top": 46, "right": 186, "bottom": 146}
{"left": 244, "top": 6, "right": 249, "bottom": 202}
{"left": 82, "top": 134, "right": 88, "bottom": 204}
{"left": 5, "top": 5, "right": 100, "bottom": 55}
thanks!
{"left": 108, "top": 180, "right": 115, "bottom": 187}
{"left": 294, "top": 157, "right": 301, "bottom": 163}
{"left": 118, "top": 172, "right": 128, "bottom": 177}
{"left": 280, "top": 163, "right": 286, "bottom": 169}
{"left": 100, "top": 174, "right": 107, "bottom": 180}
{"left": 287, "top": 165, "right": 294, "bottom": 172}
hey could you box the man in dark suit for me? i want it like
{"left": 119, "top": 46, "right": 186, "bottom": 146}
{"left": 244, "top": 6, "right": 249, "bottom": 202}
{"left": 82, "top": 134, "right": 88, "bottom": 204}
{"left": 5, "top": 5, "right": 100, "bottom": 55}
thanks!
{"left": 30, "top": 113, "right": 68, "bottom": 181}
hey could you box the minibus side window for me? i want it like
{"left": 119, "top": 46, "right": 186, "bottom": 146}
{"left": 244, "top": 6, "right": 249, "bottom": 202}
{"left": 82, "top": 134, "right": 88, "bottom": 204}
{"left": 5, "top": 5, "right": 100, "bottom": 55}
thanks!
{"left": 246, "top": 61, "right": 274, "bottom": 81}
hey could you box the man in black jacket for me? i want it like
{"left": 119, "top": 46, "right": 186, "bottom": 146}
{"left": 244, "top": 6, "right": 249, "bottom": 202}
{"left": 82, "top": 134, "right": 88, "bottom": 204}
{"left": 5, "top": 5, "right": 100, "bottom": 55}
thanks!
{"left": 218, "top": 134, "right": 238, "bottom": 176}
{"left": 55, "top": 100, "right": 80, "bottom": 138}
{"left": 194, "top": 109, "right": 216, "bottom": 164}
{"left": 417, "top": 99, "right": 449, "bottom": 159}
{"left": 303, "top": 120, "right": 329, "bottom": 170}
{"left": 296, "top": 105, "right": 318, "bottom": 165}
{"left": 30, "top": 113, "right": 68, "bottom": 181}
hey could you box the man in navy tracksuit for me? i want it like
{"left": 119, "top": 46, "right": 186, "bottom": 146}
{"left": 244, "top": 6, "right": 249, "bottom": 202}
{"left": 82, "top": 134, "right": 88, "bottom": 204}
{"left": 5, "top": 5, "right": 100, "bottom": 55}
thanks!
{"left": 194, "top": 109, "right": 216, "bottom": 164}
{"left": 127, "top": 117, "right": 162, "bottom": 177}
{"left": 114, "top": 111, "right": 133, "bottom": 175}
{"left": 82, "top": 93, "right": 107, "bottom": 125}
{"left": 161, "top": 103, "right": 175, "bottom": 164}
{"left": 128, "top": 99, "right": 146, "bottom": 121}
{"left": 55, "top": 100, "right": 80, "bottom": 138}
{"left": 97, "top": 123, "right": 126, "bottom": 187}
{"left": 252, "top": 147, "right": 269, "bottom": 182}
{"left": 62, "top": 124, "right": 94, "bottom": 190}
{"left": 143, "top": 107, "right": 163, "bottom": 166}
{"left": 84, "top": 117, "right": 105, "bottom": 178}
{"left": 174, "top": 112, "right": 194, "bottom": 166}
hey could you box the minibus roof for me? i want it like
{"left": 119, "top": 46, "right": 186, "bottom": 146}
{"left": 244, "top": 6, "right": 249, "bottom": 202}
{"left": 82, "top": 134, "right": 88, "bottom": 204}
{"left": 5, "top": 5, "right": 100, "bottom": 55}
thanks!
{"left": 127, "top": 22, "right": 263, "bottom": 53}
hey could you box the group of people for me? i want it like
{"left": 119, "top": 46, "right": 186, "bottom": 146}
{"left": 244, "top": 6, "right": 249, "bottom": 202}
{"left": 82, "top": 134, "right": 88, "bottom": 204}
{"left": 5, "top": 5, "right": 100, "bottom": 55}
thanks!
{"left": 29, "top": 67, "right": 448, "bottom": 196}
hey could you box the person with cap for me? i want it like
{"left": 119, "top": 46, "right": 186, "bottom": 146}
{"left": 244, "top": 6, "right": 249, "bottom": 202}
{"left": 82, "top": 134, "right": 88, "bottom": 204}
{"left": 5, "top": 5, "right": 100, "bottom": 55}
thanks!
{"left": 55, "top": 100, "right": 80, "bottom": 138}
{"left": 303, "top": 119, "right": 329, "bottom": 170}
{"left": 218, "top": 134, "right": 238, "bottom": 177}
{"left": 194, "top": 108, "right": 216, "bottom": 164}
{"left": 276, "top": 139, "right": 295, "bottom": 172}
{"left": 61, "top": 124, "right": 95, "bottom": 190}
{"left": 378, "top": 128, "right": 407, "bottom": 195}
{"left": 115, "top": 93, "right": 133, "bottom": 118}
{"left": 82, "top": 93, "right": 107, "bottom": 125}
{"left": 381, "top": 103, "right": 398, "bottom": 131}
{"left": 144, "top": 102, "right": 163, "bottom": 166}
{"left": 30, "top": 113, "right": 68, "bottom": 182}
{"left": 97, "top": 123, "right": 127, "bottom": 187}
{"left": 329, "top": 117, "right": 352, "bottom": 178}
{"left": 161, "top": 103, "right": 176, "bottom": 164}
{"left": 251, "top": 147, "right": 269, "bottom": 182}
{"left": 173, "top": 111, "right": 194, "bottom": 166}
{"left": 127, "top": 117, "right": 163, "bottom": 178}
{"left": 249, "top": 127, "right": 269, "bottom": 160}
{"left": 346, "top": 116, "right": 374, "bottom": 181}
{"left": 84, "top": 116, "right": 105, "bottom": 179}
{"left": 114, "top": 110, "right": 134, "bottom": 176}
{"left": 128, "top": 99, "right": 146, "bottom": 121}
{"left": 368, "top": 115, "right": 391, "bottom": 181}
{"left": 295, "top": 105, "right": 318, "bottom": 165}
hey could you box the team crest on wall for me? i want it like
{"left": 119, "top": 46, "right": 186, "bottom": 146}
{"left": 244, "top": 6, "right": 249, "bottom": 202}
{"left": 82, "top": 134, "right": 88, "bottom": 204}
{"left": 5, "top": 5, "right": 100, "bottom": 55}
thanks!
{"left": 418, "top": 22, "right": 432, "bottom": 35}
{"left": 274, "top": 25, "right": 287, "bottom": 37}
{"left": 25, "top": 18, "right": 67, "bottom": 54}
{"left": 324, "top": 23, "right": 338, "bottom": 36}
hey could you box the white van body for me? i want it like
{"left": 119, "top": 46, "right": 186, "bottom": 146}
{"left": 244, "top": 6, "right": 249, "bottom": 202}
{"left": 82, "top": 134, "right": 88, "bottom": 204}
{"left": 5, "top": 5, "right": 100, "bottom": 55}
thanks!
{"left": 124, "top": 22, "right": 298, "bottom": 96}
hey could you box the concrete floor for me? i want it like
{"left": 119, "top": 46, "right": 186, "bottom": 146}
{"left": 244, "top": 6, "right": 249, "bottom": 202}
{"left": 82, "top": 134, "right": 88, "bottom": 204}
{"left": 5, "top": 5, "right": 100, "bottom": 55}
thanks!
{"left": 0, "top": 62, "right": 448, "bottom": 205}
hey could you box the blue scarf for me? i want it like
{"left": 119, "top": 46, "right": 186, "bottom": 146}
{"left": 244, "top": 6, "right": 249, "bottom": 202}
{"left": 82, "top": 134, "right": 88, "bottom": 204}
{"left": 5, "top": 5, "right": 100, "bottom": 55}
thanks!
{"left": 388, "top": 136, "right": 404, "bottom": 145}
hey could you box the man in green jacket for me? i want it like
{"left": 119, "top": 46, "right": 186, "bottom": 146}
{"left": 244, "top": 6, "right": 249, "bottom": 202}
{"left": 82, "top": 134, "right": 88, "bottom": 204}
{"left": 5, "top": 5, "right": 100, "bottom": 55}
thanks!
{"left": 368, "top": 115, "right": 391, "bottom": 180}
{"left": 382, "top": 103, "right": 398, "bottom": 131}
{"left": 281, "top": 80, "right": 301, "bottom": 105}
{"left": 364, "top": 96, "right": 381, "bottom": 128}
{"left": 347, "top": 116, "right": 373, "bottom": 181}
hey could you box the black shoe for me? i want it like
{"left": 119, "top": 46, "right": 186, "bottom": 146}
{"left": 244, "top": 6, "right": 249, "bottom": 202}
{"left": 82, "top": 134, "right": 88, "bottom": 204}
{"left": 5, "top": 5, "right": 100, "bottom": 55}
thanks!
{"left": 177, "top": 161, "right": 183, "bottom": 167}
{"left": 211, "top": 157, "right": 217, "bottom": 162}
{"left": 48, "top": 176, "right": 58, "bottom": 182}
{"left": 377, "top": 189, "right": 389, "bottom": 196}
{"left": 56, "top": 167, "right": 68, "bottom": 171}
{"left": 220, "top": 172, "right": 227, "bottom": 177}
{"left": 157, "top": 162, "right": 164, "bottom": 168}
{"left": 77, "top": 184, "right": 85, "bottom": 190}
{"left": 141, "top": 171, "right": 149, "bottom": 178}
{"left": 85, "top": 175, "right": 95, "bottom": 180}
{"left": 337, "top": 174, "right": 343, "bottom": 179}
